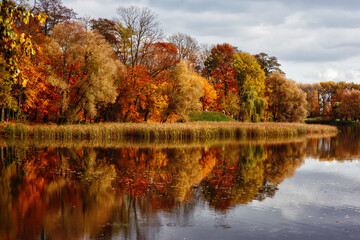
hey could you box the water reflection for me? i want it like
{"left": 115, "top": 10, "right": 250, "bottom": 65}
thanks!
{"left": 0, "top": 129, "right": 360, "bottom": 239}
{"left": 306, "top": 127, "right": 360, "bottom": 161}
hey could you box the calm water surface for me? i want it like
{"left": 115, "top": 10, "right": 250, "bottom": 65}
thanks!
{"left": 1, "top": 127, "right": 360, "bottom": 240}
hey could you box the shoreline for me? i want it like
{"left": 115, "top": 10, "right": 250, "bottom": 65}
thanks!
{"left": 305, "top": 119, "right": 360, "bottom": 126}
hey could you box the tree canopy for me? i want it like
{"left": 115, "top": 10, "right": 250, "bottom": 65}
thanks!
{"left": 3, "top": 1, "right": 355, "bottom": 124}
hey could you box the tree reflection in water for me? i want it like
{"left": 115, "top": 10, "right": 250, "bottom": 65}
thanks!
{"left": 1, "top": 132, "right": 355, "bottom": 240}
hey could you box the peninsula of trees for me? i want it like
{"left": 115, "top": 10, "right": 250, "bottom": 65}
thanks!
{"left": 0, "top": 0, "right": 358, "bottom": 124}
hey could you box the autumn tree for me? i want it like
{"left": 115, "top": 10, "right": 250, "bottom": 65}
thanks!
{"left": 203, "top": 43, "right": 237, "bottom": 105}
{"left": 0, "top": 0, "right": 44, "bottom": 78}
{"left": 266, "top": 72, "right": 308, "bottom": 122}
{"left": 46, "top": 22, "right": 124, "bottom": 123}
{"left": 0, "top": 56, "right": 16, "bottom": 121}
{"left": 199, "top": 76, "right": 217, "bottom": 111}
{"left": 337, "top": 90, "right": 360, "bottom": 120}
{"left": 330, "top": 81, "right": 350, "bottom": 118}
{"left": 318, "top": 81, "right": 336, "bottom": 118}
{"left": 105, "top": 42, "right": 178, "bottom": 122}
{"left": 106, "top": 65, "right": 151, "bottom": 122}
{"left": 142, "top": 42, "right": 179, "bottom": 77}
{"left": 298, "top": 83, "right": 321, "bottom": 118}
{"left": 232, "top": 52, "right": 267, "bottom": 121}
{"left": 221, "top": 92, "right": 241, "bottom": 119}
{"left": 34, "top": 0, "right": 77, "bottom": 35}
{"left": 161, "top": 61, "right": 204, "bottom": 122}
{"left": 254, "top": 52, "right": 284, "bottom": 76}
{"left": 0, "top": 0, "right": 46, "bottom": 121}
{"left": 116, "top": 6, "right": 163, "bottom": 67}
{"left": 90, "top": 18, "right": 134, "bottom": 65}
{"left": 233, "top": 52, "right": 266, "bottom": 99}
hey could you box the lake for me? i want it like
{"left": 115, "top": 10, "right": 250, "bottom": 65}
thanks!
{"left": 1, "top": 126, "right": 360, "bottom": 240}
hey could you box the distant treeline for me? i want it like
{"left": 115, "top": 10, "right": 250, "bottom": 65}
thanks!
{"left": 299, "top": 82, "right": 360, "bottom": 121}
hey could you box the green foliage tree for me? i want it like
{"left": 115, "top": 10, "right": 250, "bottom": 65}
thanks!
{"left": 161, "top": 61, "right": 204, "bottom": 122}
{"left": 221, "top": 92, "right": 241, "bottom": 119}
{"left": 242, "top": 87, "right": 267, "bottom": 122}
{"left": 232, "top": 52, "right": 267, "bottom": 121}
{"left": 266, "top": 72, "right": 308, "bottom": 122}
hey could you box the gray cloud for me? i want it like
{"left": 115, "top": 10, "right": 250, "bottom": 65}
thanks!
{"left": 63, "top": 0, "right": 360, "bottom": 83}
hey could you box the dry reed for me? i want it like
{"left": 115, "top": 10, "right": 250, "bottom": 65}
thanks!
{"left": 0, "top": 122, "right": 338, "bottom": 142}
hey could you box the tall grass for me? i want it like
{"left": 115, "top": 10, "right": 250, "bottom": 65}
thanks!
{"left": 0, "top": 122, "right": 338, "bottom": 142}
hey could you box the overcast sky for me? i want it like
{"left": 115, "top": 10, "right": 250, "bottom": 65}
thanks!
{"left": 62, "top": 0, "right": 360, "bottom": 83}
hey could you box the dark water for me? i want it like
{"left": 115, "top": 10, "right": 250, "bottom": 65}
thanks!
{"left": 1, "top": 127, "right": 360, "bottom": 240}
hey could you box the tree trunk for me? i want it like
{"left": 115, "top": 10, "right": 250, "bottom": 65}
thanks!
{"left": 0, "top": 147, "right": 3, "bottom": 165}
{"left": 43, "top": 114, "right": 49, "bottom": 123}
{"left": 5, "top": 109, "right": 9, "bottom": 122}
{"left": 161, "top": 112, "right": 169, "bottom": 123}
{"left": 33, "top": 110, "right": 38, "bottom": 122}
{"left": 144, "top": 110, "right": 150, "bottom": 122}
{"left": 1, "top": 106, "right": 4, "bottom": 122}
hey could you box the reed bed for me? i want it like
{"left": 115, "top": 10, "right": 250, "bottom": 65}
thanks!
{"left": 0, "top": 122, "right": 338, "bottom": 142}
{"left": 0, "top": 132, "right": 337, "bottom": 150}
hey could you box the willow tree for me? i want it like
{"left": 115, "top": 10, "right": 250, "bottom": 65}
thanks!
{"left": 233, "top": 52, "right": 267, "bottom": 121}
{"left": 161, "top": 61, "right": 204, "bottom": 122}
{"left": 266, "top": 72, "right": 308, "bottom": 122}
{"left": 46, "top": 22, "right": 125, "bottom": 123}
{"left": 242, "top": 87, "right": 267, "bottom": 122}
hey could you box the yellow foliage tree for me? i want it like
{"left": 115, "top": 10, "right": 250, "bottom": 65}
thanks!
{"left": 233, "top": 52, "right": 266, "bottom": 98}
{"left": 161, "top": 61, "right": 204, "bottom": 122}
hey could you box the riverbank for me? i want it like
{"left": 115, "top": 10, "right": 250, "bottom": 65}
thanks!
{"left": 305, "top": 118, "right": 360, "bottom": 126}
{"left": 0, "top": 122, "right": 338, "bottom": 142}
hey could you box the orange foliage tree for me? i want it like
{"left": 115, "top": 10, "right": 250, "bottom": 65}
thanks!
{"left": 202, "top": 43, "right": 237, "bottom": 109}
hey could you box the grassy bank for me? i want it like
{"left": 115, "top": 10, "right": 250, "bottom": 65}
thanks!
{"left": 188, "top": 111, "right": 237, "bottom": 122}
{"left": 0, "top": 122, "right": 338, "bottom": 142}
